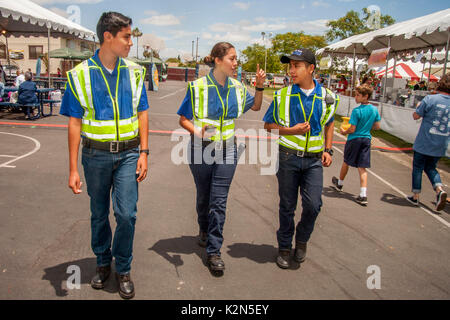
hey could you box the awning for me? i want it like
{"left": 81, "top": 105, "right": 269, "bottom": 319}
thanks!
{"left": 317, "top": 8, "right": 450, "bottom": 58}
{"left": 0, "top": 0, "right": 95, "bottom": 39}
{"left": 374, "top": 62, "right": 440, "bottom": 82}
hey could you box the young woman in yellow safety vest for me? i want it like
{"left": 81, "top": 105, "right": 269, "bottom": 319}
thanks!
{"left": 177, "top": 42, "right": 265, "bottom": 274}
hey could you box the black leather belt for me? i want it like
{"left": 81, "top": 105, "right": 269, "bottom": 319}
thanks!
{"left": 82, "top": 137, "right": 140, "bottom": 153}
{"left": 279, "top": 144, "right": 323, "bottom": 158}
{"left": 191, "top": 135, "right": 236, "bottom": 148}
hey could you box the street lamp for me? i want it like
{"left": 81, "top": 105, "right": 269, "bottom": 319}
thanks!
{"left": 261, "top": 32, "right": 272, "bottom": 73}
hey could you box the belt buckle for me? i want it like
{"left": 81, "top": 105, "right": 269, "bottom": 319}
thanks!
{"left": 296, "top": 150, "right": 305, "bottom": 157}
{"left": 109, "top": 141, "right": 119, "bottom": 153}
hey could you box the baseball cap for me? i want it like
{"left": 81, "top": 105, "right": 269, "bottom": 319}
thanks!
{"left": 280, "top": 48, "right": 316, "bottom": 66}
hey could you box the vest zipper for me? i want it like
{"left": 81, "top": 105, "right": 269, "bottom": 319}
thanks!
{"left": 113, "top": 99, "right": 120, "bottom": 141}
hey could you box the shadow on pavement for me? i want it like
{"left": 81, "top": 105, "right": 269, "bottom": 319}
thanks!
{"left": 380, "top": 193, "right": 415, "bottom": 207}
{"left": 322, "top": 186, "right": 356, "bottom": 202}
{"left": 42, "top": 257, "right": 118, "bottom": 297}
{"left": 381, "top": 192, "right": 450, "bottom": 214}
{"left": 148, "top": 235, "right": 204, "bottom": 270}
{"left": 226, "top": 243, "right": 300, "bottom": 270}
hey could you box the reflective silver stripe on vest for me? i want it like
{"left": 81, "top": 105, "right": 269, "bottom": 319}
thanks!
{"left": 320, "top": 87, "right": 327, "bottom": 124}
{"left": 82, "top": 132, "right": 116, "bottom": 140}
{"left": 280, "top": 136, "right": 305, "bottom": 150}
{"left": 120, "top": 129, "right": 139, "bottom": 139}
{"left": 82, "top": 116, "right": 138, "bottom": 128}
{"left": 309, "top": 135, "right": 322, "bottom": 141}
{"left": 70, "top": 69, "right": 88, "bottom": 117}
{"left": 308, "top": 145, "right": 323, "bottom": 151}
{"left": 82, "top": 61, "right": 94, "bottom": 119}
{"left": 194, "top": 81, "right": 200, "bottom": 118}
{"left": 294, "top": 134, "right": 307, "bottom": 141}
{"left": 202, "top": 78, "right": 208, "bottom": 118}
{"left": 285, "top": 86, "right": 292, "bottom": 127}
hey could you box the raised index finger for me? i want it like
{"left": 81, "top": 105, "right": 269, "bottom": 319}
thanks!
{"left": 257, "top": 63, "right": 260, "bottom": 73}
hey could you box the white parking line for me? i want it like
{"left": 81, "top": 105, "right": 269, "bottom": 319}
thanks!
{"left": 0, "top": 132, "right": 41, "bottom": 169}
{"left": 332, "top": 134, "right": 450, "bottom": 228}
{"left": 157, "top": 88, "right": 186, "bottom": 100}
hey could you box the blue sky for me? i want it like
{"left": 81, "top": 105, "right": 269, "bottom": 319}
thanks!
{"left": 32, "top": 0, "right": 450, "bottom": 60}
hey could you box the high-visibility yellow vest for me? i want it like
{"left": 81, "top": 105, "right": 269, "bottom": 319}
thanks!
{"left": 189, "top": 74, "right": 246, "bottom": 141}
{"left": 273, "top": 86, "right": 339, "bottom": 152}
{"left": 67, "top": 58, "right": 145, "bottom": 142}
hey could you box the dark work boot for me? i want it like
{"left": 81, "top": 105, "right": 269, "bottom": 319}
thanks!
{"left": 116, "top": 273, "right": 135, "bottom": 299}
{"left": 90, "top": 265, "right": 111, "bottom": 289}
{"left": 276, "top": 250, "right": 291, "bottom": 269}
{"left": 293, "top": 241, "right": 307, "bottom": 263}
{"left": 198, "top": 231, "right": 207, "bottom": 248}
{"left": 207, "top": 255, "right": 225, "bottom": 271}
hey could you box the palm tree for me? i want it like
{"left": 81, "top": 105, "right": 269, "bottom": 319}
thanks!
{"left": 132, "top": 27, "right": 143, "bottom": 59}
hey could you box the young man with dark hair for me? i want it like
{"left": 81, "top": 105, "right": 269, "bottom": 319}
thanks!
{"left": 263, "top": 48, "right": 339, "bottom": 269}
{"left": 332, "top": 85, "right": 381, "bottom": 205}
{"left": 406, "top": 73, "right": 450, "bottom": 211}
{"left": 60, "top": 11, "right": 149, "bottom": 299}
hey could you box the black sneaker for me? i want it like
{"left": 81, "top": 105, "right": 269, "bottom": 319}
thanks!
{"left": 356, "top": 196, "right": 368, "bottom": 205}
{"left": 406, "top": 196, "right": 419, "bottom": 206}
{"left": 436, "top": 191, "right": 447, "bottom": 211}
{"left": 331, "top": 176, "right": 343, "bottom": 192}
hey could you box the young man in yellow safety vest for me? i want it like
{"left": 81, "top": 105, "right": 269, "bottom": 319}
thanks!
{"left": 263, "top": 48, "right": 339, "bottom": 269}
{"left": 60, "top": 12, "right": 149, "bottom": 299}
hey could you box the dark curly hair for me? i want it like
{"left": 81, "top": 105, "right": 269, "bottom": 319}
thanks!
{"left": 437, "top": 73, "right": 450, "bottom": 94}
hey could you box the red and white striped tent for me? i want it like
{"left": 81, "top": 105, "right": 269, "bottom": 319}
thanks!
{"left": 375, "top": 63, "right": 440, "bottom": 82}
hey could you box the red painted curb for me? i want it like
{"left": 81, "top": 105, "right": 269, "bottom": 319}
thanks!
{"left": 0, "top": 121, "right": 413, "bottom": 151}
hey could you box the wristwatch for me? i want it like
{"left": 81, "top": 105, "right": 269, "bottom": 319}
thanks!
{"left": 255, "top": 87, "right": 264, "bottom": 91}
{"left": 324, "top": 148, "right": 333, "bottom": 156}
{"left": 140, "top": 149, "right": 149, "bottom": 155}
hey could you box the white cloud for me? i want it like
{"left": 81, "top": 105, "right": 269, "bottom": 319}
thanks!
{"left": 166, "top": 30, "right": 198, "bottom": 40}
{"left": 32, "top": 0, "right": 102, "bottom": 4}
{"left": 233, "top": 2, "right": 251, "bottom": 10}
{"left": 141, "top": 13, "right": 181, "bottom": 26}
{"left": 288, "top": 19, "right": 329, "bottom": 34}
{"left": 210, "top": 23, "right": 240, "bottom": 33}
{"left": 312, "top": 1, "right": 330, "bottom": 7}
{"left": 242, "top": 23, "right": 287, "bottom": 32}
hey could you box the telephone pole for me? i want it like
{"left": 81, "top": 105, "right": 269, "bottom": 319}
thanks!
{"left": 196, "top": 37, "right": 199, "bottom": 63}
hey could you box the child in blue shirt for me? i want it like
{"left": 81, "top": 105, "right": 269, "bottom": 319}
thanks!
{"left": 332, "top": 85, "right": 381, "bottom": 205}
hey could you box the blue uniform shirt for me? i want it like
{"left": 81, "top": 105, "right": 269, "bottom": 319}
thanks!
{"left": 413, "top": 93, "right": 450, "bottom": 157}
{"left": 60, "top": 49, "right": 149, "bottom": 119}
{"left": 348, "top": 104, "right": 381, "bottom": 141}
{"left": 263, "top": 80, "right": 334, "bottom": 136}
{"left": 177, "top": 69, "right": 255, "bottom": 120}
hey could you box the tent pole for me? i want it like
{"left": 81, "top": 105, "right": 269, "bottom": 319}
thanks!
{"left": 351, "top": 45, "right": 356, "bottom": 95}
{"left": 393, "top": 53, "right": 397, "bottom": 80}
{"left": 48, "top": 26, "right": 51, "bottom": 88}
{"left": 443, "top": 29, "right": 449, "bottom": 76}
{"left": 428, "top": 49, "right": 434, "bottom": 88}
{"left": 5, "top": 35, "right": 10, "bottom": 78}
{"left": 381, "top": 37, "right": 391, "bottom": 104}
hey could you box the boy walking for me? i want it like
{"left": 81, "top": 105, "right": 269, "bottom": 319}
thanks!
{"left": 60, "top": 12, "right": 149, "bottom": 299}
{"left": 332, "top": 85, "right": 380, "bottom": 205}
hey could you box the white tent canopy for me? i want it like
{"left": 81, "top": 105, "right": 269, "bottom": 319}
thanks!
{"left": 317, "top": 8, "right": 450, "bottom": 58}
{"left": 0, "top": 0, "right": 95, "bottom": 39}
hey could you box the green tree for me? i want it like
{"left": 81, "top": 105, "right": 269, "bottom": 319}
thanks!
{"left": 131, "top": 27, "right": 143, "bottom": 58}
{"left": 325, "top": 8, "right": 395, "bottom": 42}
{"left": 271, "top": 32, "right": 327, "bottom": 56}
{"left": 241, "top": 44, "right": 282, "bottom": 73}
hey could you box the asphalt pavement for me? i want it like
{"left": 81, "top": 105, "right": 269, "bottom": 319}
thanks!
{"left": 0, "top": 80, "right": 449, "bottom": 300}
